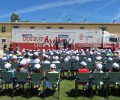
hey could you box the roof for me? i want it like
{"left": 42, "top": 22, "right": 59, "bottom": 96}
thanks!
{"left": 0, "top": 22, "right": 120, "bottom": 25}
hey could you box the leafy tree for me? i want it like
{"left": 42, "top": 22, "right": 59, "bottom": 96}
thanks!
{"left": 11, "top": 13, "right": 20, "bottom": 22}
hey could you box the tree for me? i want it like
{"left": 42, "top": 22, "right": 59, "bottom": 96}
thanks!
{"left": 11, "top": 13, "right": 20, "bottom": 22}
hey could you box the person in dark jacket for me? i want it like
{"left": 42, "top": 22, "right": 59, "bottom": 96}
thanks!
{"left": 63, "top": 39, "right": 68, "bottom": 50}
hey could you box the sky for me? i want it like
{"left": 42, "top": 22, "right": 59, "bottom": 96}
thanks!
{"left": 0, "top": 0, "right": 120, "bottom": 23}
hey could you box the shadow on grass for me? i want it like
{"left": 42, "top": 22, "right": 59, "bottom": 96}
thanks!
{"left": 0, "top": 88, "right": 57, "bottom": 98}
{"left": 66, "top": 89, "right": 95, "bottom": 98}
{"left": 66, "top": 88, "right": 120, "bottom": 98}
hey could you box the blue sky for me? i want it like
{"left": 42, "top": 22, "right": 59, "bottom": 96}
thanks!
{"left": 0, "top": 0, "right": 120, "bottom": 23}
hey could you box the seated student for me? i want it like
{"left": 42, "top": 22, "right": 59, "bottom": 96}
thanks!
{"left": 33, "top": 64, "right": 42, "bottom": 90}
{"left": 48, "top": 64, "right": 59, "bottom": 73}
{"left": 93, "top": 63, "right": 103, "bottom": 73}
{"left": 109, "top": 63, "right": 119, "bottom": 72}
{"left": 11, "top": 55, "right": 18, "bottom": 62}
{"left": 33, "top": 63, "right": 41, "bottom": 73}
{"left": 78, "top": 61, "right": 90, "bottom": 86}
{"left": 4, "top": 63, "right": 14, "bottom": 72}
{"left": 45, "top": 64, "right": 59, "bottom": 90}
{"left": 87, "top": 58, "right": 92, "bottom": 63}
{"left": 17, "top": 60, "right": 28, "bottom": 73}
{"left": 4, "top": 62, "right": 15, "bottom": 78}
{"left": 42, "top": 55, "right": 50, "bottom": 64}
{"left": 75, "top": 56, "right": 79, "bottom": 63}
{"left": 78, "top": 61, "right": 90, "bottom": 73}
{"left": 30, "top": 54, "right": 40, "bottom": 64}
{"left": 116, "top": 56, "right": 120, "bottom": 63}
{"left": 64, "top": 57, "right": 69, "bottom": 63}
{"left": 52, "top": 56, "right": 60, "bottom": 64}
{"left": 1, "top": 56, "right": 8, "bottom": 63}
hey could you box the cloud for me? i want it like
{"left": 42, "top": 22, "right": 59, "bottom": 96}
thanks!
{"left": 0, "top": 0, "right": 99, "bottom": 18}
{"left": 94, "top": 0, "right": 118, "bottom": 12}
{"left": 57, "top": 12, "right": 67, "bottom": 22}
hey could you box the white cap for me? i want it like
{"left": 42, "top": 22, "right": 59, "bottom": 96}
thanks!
{"left": 112, "top": 63, "right": 119, "bottom": 69}
{"left": 34, "top": 52, "right": 39, "bottom": 56}
{"left": 9, "top": 54, "right": 13, "bottom": 57}
{"left": 64, "top": 58, "right": 69, "bottom": 63}
{"left": 106, "top": 53, "right": 110, "bottom": 56}
{"left": 75, "top": 56, "right": 79, "bottom": 61}
{"left": 96, "top": 63, "right": 103, "bottom": 70}
{"left": 117, "top": 56, "right": 120, "bottom": 60}
{"left": 34, "top": 59, "right": 40, "bottom": 64}
{"left": 12, "top": 55, "right": 17, "bottom": 59}
{"left": 50, "top": 52, "right": 53, "bottom": 56}
{"left": 80, "top": 61, "right": 87, "bottom": 67}
{"left": 96, "top": 52, "right": 101, "bottom": 55}
{"left": 4, "top": 63, "right": 11, "bottom": 70}
{"left": 96, "top": 56, "right": 101, "bottom": 61}
{"left": 2, "top": 57, "right": 7, "bottom": 61}
{"left": 54, "top": 56, "right": 59, "bottom": 61}
{"left": 34, "top": 64, "right": 41, "bottom": 69}
{"left": 50, "top": 64, "right": 56, "bottom": 69}
{"left": 108, "top": 57, "right": 113, "bottom": 62}
{"left": 81, "top": 52, "right": 86, "bottom": 56}
{"left": 18, "top": 52, "right": 22, "bottom": 56}
{"left": 3, "top": 53, "right": 6, "bottom": 57}
{"left": 90, "top": 51, "right": 93, "bottom": 55}
{"left": 72, "top": 56, "right": 76, "bottom": 60}
{"left": 44, "top": 55, "right": 48, "bottom": 58}
{"left": 20, "top": 60, "right": 26, "bottom": 66}
{"left": 29, "top": 53, "right": 33, "bottom": 57}
{"left": 88, "top": 58, "right": 92, "bottom": 62}
{"left": 66, "top": 52, "right": 69, "bottom": 55}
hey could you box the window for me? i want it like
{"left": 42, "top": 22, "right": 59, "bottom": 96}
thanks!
{"left": 109, "top": 38, "right": 117, "bottom": 42}
{"left": 46, "top": 27, "right": 51, "bottom": 29}
{"left": 1, "top": 26, "right": 6, "bottom": 32}
{"left": 13, "top": 26, "right": 19, "bottom": 28}
{"left": 80, "top": 27, "right": 84, "bottom": 29}
{"left": 2, "top": 39, "right": 6, "bottom": 43}
{"left": 30, "top": 27, "right": 35, "bottom": 29}
{"left": 100, "top": 27, "right": 106, "bottom": 31}
{"left": 59, "top": 27, "right": 64, "bottom": 29}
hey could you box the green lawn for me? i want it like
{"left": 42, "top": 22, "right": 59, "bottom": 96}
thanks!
{"left": 0, "top": 79, "right": 120, "bottom": 100}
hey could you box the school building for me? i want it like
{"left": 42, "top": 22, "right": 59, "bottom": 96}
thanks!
{"left": 0, "top": 22, "right": 120, "bottom": 50}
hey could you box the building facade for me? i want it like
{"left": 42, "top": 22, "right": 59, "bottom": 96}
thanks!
{"left": 0, "top": 22, "right": 120, "bottom": 50}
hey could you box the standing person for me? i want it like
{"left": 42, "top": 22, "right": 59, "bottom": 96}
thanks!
{"left": 15, "top": 44, "right": 20, "bottom": 51}
{"left": 55, "top": 37, "right": 59, "bottom": 50}
{"left": 72, "top": 39, "right": 75, "bottom": 50}
{"left": 68, "top": 38, "right": 71, "bottom": 50}
{"left": 3, "top": 44, "right": 9, "bottom": 54}
{"left": 59, "top": 40, "right": 63, "bottom": 51}
{"left": 9, "top": 44, "right": 14, "bottom": 54}
{"left": 63, "top": 39, "right": 68, "bottom": 50}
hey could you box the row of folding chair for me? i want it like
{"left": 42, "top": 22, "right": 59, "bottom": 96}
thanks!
{"left": 75, "top": 72, "right": 120, "bottom": 98}
{"left": 0, "top": 71, "right": 60, "bottom": 99}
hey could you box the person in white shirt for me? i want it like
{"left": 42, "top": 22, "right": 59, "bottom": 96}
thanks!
{"left": 30, "top": 54, "right": 40, "bottom": 64}
{"left": 42, "top": 55, "right": 50, "bottom": 64}
{"left": 52, "top": 56, "right": 60, "bottom": 63}
{"left": 93, "top": 63, "right": 103, "bottom": 73}
{"left": 48, "top": 64, "right": 59, "bottom": 73}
